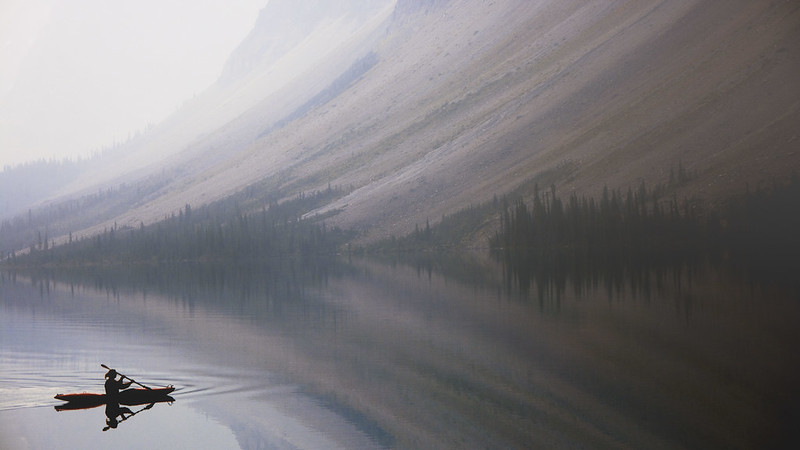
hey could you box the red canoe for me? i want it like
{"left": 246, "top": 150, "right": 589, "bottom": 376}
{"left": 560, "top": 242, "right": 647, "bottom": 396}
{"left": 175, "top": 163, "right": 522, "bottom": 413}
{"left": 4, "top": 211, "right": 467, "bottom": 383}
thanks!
{"left": 54, "top": 386, "right": 175, "bottom": 410}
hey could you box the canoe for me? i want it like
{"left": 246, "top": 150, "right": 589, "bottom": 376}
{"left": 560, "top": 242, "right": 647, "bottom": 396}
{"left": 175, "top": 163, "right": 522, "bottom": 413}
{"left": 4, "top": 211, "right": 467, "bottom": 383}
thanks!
{"left": 54, "top": 386, "right": 175, "bottom": 410}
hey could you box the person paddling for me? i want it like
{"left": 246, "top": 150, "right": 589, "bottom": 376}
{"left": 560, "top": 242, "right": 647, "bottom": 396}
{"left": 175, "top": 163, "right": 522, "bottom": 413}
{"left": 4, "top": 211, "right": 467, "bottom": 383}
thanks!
{"left": 104, "top": 368, "right": 132, "bottom": 397}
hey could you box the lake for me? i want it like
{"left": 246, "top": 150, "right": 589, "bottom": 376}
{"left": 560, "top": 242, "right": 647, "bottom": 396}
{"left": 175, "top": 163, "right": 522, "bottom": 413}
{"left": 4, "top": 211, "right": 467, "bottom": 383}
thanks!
{"left": 1, "top": 255, "right": 798, "bottom": 449}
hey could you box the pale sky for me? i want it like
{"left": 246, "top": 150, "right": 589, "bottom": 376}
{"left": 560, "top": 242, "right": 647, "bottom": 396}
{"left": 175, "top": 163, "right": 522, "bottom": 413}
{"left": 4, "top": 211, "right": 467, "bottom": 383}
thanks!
{"left": 0, "top": 0, "right": 267, "bottom": 169}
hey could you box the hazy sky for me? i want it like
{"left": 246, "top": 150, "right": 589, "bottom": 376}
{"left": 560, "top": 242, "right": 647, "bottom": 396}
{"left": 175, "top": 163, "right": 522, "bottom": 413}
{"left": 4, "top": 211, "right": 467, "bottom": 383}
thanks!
{"left": 0, "top": 0, "right": 266, "bottom": 169}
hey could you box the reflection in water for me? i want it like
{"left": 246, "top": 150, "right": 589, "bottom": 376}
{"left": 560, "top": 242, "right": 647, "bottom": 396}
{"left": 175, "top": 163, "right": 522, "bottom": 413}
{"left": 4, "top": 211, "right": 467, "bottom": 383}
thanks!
{"left": 52, "top": 362, "right": 178, "bottom": 432}
{"left": 499, "top": 249, "right": 710, "bottom": 319}
{"left": 2, "top": 253, "right": 800, "bottom": 448}
{"left": 104, "top": 402, "right": 134, "bottom": 430}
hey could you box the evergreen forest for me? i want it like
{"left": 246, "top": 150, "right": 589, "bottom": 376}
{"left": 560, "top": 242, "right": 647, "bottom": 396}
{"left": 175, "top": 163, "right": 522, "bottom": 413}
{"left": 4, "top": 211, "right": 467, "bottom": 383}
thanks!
{"left": 489, "top": 176, "right": 800, "bottom": 299}
{"left": 4, "top": 166, "right": 799, "bottom": 302}
{"left": 4, "top": 185, "right": 353, "bottom": 266}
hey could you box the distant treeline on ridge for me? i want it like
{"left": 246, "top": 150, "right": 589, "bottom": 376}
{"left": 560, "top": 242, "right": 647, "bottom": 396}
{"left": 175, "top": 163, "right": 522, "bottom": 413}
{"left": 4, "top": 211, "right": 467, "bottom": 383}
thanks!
{"left": 4, "top": 185, "right": 353, "bottom": 266}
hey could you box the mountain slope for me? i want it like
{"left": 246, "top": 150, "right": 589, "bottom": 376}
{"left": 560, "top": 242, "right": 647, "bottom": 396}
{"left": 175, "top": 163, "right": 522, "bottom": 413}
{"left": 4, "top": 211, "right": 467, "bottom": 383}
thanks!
{"left": 4, "top": 0, "right": 799, "bottom": 251}
{"left": 174, "top": 0, "right": 799, "bottom": 243}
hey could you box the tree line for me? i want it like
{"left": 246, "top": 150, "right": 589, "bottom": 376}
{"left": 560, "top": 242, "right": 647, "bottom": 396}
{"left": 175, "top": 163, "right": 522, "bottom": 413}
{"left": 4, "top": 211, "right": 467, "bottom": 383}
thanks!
{"left": 0, "top": 176, "right": 174, "bottom": 258}
{"left": 490, "top": 175, "right": 800, "bottom": 297}
{"left": 490, "top": 181, "right": 716, "bottom": 262}
{"left": 4, "top": 185, "right": 353, "bottom": 266}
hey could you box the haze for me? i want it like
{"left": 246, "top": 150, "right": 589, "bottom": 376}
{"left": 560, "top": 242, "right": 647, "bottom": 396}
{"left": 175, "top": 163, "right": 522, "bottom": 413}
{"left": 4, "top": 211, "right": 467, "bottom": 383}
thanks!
{"left": 0, "top": 0, "right": 265, "bottom": 168}
{"left": 1, "top": 2, "right": 799, "bottom": 447}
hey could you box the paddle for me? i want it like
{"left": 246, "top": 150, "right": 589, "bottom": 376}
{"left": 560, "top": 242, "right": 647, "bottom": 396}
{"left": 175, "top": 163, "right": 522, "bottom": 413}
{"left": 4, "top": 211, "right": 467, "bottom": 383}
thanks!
{"left": 101, "top": 364, "right": 152, "bottom": 390}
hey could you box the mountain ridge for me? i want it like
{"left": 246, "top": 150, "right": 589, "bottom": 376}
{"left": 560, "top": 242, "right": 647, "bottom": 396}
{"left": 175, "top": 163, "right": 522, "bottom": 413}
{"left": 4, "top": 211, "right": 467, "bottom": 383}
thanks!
{"left": 2, "top": 0, "right": 798, "bottom": 254}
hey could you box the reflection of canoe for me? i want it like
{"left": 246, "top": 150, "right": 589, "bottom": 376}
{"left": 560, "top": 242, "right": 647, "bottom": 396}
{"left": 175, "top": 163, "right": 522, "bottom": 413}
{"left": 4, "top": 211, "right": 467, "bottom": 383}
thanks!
{"left": 54, "top": 387, "right": 175, "bottom": 410}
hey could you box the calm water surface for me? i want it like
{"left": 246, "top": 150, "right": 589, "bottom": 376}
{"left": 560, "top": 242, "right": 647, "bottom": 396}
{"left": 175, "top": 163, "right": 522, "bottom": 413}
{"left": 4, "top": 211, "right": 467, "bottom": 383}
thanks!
{"left": 1, "top": 256, "right": 798, "bottom": 449}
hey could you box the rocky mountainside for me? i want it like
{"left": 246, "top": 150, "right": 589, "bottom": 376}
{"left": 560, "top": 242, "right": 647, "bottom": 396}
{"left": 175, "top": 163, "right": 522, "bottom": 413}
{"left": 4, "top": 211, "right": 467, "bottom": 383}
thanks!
{"left": 392, "top": 0, "right": 450, "bottom": 17}
{"left": 4, "top": 0, "right": 799, "bottom": 249}
{"left": 219, "top": 0, "right": 391, "bottom": 84}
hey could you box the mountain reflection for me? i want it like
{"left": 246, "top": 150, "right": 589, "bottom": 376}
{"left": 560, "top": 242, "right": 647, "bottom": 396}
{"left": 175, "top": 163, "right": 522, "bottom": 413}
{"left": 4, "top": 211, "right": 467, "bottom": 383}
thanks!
{"left": 9, "top": 244, "right": 790, "bottom": 322}
{"left": 3, "top": 251, "right": 799, "bottom": 448}
{"left": 17, "top": 257, "right": 349, "bottom": 323}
